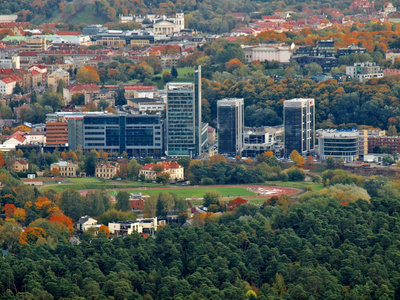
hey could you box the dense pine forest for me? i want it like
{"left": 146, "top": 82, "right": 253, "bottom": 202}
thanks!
{"left": 1, "top": 176, "right": 400, "bottom": 299}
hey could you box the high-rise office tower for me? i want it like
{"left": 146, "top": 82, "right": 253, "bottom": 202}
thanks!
{"left": 283, "top": 98, "right": 315, "bottom": 156}
{"left": 217, "top": 98, "right": 244, "bottom": 156}
{"left": 166, "top": 66, "right": 206, "bottom": 157}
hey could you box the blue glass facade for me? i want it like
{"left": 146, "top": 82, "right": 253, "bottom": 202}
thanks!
{"left": 82, "top": 114, "right": 163, "bottom": 156}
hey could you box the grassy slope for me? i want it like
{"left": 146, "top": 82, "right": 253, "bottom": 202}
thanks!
{"left": 31, "top": 3, "right": 109, "bottom": 25}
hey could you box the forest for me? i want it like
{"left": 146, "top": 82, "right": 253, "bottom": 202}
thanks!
{"left": 0, "top": 172, "right": 400, "bottom": 299}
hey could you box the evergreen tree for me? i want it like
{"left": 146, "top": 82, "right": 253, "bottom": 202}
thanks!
{"left": 171, "top": 66, "right": 178, "bottom": 78}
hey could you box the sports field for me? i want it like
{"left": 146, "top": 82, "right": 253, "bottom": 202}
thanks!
{"left": 109, "top": 187, "right": 256, "bottom": 198}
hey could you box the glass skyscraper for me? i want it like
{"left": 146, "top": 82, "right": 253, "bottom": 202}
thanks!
{"left": 217, "top": 98, "right": 244, "bottom": 156}
{"left": 166, "top": 66, "right": 205, "bottom": 157}
{"left": 283, "top": 98, "right": 315, "bottom": 157}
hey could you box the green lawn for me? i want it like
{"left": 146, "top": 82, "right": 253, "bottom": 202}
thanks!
{"left": 69, "top": 178, "right": 102, "bottom": 183}
{"left": 109, "top": 187, "right": 256, "bottom": 198}
{"left": 40, "top": 181, "right": 165, "bottom": 192}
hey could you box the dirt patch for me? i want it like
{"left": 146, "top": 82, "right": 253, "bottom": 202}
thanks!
{"left": 246, "top": 186, "right": 299, "bottom": 197}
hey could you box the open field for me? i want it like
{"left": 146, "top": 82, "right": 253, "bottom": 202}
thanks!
{"left": 40, "top": 179, "right": 164, "bottom": 193}
{"left": 162, "top": 67, "right": 195, "bottom": 82}
{"left": 109, "top": 187, "right": 257, "bottom": 198}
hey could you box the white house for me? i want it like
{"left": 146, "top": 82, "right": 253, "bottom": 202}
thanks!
{"left": 76, "top": 216, "right": 101, "bottom": 232}
{"left": 108, "top": 218, "right": 158, "bottom": 235}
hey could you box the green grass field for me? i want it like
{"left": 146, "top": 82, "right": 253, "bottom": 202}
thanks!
{"left": 69, "top": 178, "right": 102, "bottom": 183}
{"left": 162, "top": 67, "right": 195, "bottom": 82}
{"left": 109, "top": 187, "right": 256, "bottom": 198}
{"left": 40, "top": 179, "right": 164, "bottom": 193}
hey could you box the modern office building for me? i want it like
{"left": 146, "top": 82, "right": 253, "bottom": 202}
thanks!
{"left": 82, "top": 114, "right": 163, "bottom": 157}
{"left": 283, "top": 98, "right": 315, "bottom": 157}
{"left": 242, "top": 125, "right": 284, "bottom": 157}
{"left": 68, "top": 118, "right": 84, "bottom": 152}
{"left": 166, "top": 66, "right": 207, "bottom": 157}
{"left": 217, "top": 98, "right": 244, "bottom": 156}
{"left": 317, "top": 129, "right": 359, "bottom": 161}
{"left": 46, "top": 112, "right": 163, "bottom": 156}
{"left": 45, "top": 120, "right": 69, "bottom": 149}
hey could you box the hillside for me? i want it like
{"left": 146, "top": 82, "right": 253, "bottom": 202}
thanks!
{"left": 30, "top": 2, "right": 110, "bottom": 25}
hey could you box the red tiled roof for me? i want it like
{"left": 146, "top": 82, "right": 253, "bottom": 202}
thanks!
{"left": 0, "top": 69, "right": 14, "bottom": 75}
{"left": 9, "top": 132, "right": 26, "bottom": 143}
{"left": 0, "top": 76, "right": 16, "bottom": 84}
{"left": 29, "top": 64, "right": 47, "bottom": 70}
{"left": 18, "top": 51, "right": 39, "bottom": 56}
{"left": 16, "top": 160, "right": 28, "bottom": 165}
{"left": 66, "top": 84, "right": 100, "bottom": 93}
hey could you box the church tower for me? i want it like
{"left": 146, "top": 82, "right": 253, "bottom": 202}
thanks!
{"left": 175, "top": 10, "right": 185, "bottom": 31}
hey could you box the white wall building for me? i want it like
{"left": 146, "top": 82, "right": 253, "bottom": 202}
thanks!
{"left": 0, "top": 77, "right": 17, "bottom": 95}
{"left": 76, "top": 216, "right": 101, "bottom": 232}
{"left": 25, "top": 131, "right": 46, "bottom": 145}
{"left": 108, "top": 218, "right": 158, "bottom": 235}
{"left": 0, "top": 56, "right": 19, "bottom": 69}
{"left": 119, "top": 10, "right": 184, "bottom": 33}
{"left": 243, "top": 43, "right": 294, "bottom": 63}
{"left": 243, "top": 126, "right": 284, "bottom": 157}
{"left": 317, "top": 129, "right": 359, "bottom": 161}
{"left": 346, "top": 62, "right": 383, "bottom": 82}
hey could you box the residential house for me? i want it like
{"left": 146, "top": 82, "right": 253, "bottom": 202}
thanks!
{"left": 108, "top": 218, "right": 158, "bottom": 235}
{"left": 139, "top": 161, "right": 184, "bottom": 181}
{"left": 95, "top": 162, "right": 119, "bottom": 179}
{"left": 76, "top": 216, "right": 101, "bottom": 232}
{"left": 3, "top": 132, "right": 27, "bottom": 148}
{"left": 50, "top": 161, "right": 77, "bottom": 177}
{"left": 11, "top": 160, "right": 29, "bottom": 172}
{"left": 346, "top": 62, "right": 383, "bottom": 82}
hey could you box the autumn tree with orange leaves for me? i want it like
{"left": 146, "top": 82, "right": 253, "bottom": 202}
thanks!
{"left": 19, "top": 227, "right": 46, "bottom": 244}
{"left": 49, "top": 214, "right": 74, "bottom": 233}
{"left": 98, "top": 224, "right": 110, "bottom": 238}
{"left": 76, "top": 66, "right": 100, "bottom": 84}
